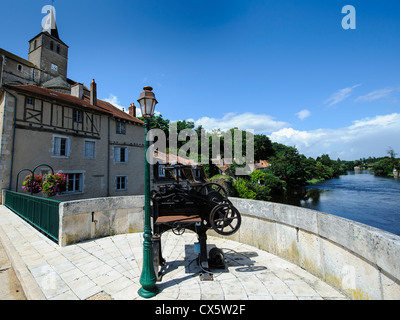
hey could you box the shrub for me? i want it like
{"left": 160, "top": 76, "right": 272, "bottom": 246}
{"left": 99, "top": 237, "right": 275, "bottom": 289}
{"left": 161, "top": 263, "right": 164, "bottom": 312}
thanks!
{"left": 232, "top": 178, "right": 257, "bottom": 200}
{"left": 250, "top": 171, "right": 286, "bottom": 195}
{"left": 232, "top": 177, "right": 272, "bottom": 201}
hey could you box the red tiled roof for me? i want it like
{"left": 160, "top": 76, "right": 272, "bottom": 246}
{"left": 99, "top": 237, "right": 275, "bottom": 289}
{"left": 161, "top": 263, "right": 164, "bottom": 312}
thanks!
{"left": 5, "top": 84, "right": 144, "bottom": 125}
{"left": 154, "top": 151, "right": 200, "bottom": 166}
{"left": 83, "top": 95, "right": 143, "bottom": 123}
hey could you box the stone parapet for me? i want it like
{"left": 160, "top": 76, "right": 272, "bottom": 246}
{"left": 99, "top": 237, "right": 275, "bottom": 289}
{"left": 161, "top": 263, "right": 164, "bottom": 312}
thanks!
{"left": 221, "top": 197, "right": 400, "bottom": 300}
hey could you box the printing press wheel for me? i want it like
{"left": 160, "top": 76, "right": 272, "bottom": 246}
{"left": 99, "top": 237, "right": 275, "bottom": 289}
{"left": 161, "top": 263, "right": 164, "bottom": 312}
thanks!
{"left": 199, "top": 183, "right": 229, "bottom": 205}
{"left": 209, "top": 203, "right": 241, "bottom": 236}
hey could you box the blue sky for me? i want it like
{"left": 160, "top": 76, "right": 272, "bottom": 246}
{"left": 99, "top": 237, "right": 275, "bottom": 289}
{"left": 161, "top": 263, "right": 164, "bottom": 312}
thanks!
{"left": 2, "top": 0, "right": 400, "bottom": 160}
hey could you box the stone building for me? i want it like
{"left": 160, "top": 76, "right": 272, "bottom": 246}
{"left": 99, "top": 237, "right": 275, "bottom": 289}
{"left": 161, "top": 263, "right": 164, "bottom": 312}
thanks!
{"left": 0, "top": 8, "right": 145, "bottom": 201}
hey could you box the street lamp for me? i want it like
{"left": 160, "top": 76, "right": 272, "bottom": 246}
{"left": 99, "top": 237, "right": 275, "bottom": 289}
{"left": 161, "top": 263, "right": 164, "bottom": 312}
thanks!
{"left": 137, "top": 86, "right": 159, "bottom": 298}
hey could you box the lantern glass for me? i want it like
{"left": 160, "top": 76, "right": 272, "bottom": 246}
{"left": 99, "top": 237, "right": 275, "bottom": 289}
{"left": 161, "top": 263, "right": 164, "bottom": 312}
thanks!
{"left": 138, "top": 87, "right": 158, "bottom": 118}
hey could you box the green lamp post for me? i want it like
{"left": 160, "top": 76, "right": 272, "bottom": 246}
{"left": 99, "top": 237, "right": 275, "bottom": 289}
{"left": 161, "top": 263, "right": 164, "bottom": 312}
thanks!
{"left": 138, "top": 86, "right": 159, "bottom": 298}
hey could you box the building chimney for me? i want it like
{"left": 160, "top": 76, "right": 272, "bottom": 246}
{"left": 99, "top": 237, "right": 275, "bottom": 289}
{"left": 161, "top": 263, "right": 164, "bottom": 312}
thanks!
{"left": 71, "top": 83, "right": 84, "bottom": 99}
{"left": 90, "top": 79, "right": 97, "bottom": 106}
{"left": 129, "top": 103, "right": 137, "bottom": 117}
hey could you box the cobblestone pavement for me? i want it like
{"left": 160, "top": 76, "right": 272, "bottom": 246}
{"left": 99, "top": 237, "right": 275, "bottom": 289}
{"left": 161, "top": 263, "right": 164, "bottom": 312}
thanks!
{"left": 0, "top": 206, "right": 347, "bottom": 300}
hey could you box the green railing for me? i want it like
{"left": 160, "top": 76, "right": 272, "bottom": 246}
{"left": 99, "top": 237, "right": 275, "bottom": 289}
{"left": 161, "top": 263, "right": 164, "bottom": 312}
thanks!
{"left": 4, "top": 190, "right": 61, "bottom": 243}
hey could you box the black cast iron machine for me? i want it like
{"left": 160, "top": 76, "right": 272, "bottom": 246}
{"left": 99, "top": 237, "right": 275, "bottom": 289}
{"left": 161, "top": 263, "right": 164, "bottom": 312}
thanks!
{"left": 151, "top": 164, "right": 242, "bottom": 281}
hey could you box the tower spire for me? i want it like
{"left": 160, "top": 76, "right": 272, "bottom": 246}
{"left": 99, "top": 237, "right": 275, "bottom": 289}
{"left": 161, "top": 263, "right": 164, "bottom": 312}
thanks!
{"left": 42, "top": 4, "right": 60, "bottom": 40}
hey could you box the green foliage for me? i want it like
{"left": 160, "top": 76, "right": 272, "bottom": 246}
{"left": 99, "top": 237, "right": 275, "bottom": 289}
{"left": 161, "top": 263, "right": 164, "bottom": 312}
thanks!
{"left": 138, "top": 113, "right": 170, "bottom": 134}
{"left": 232, "top": 177, "right": 272, "bottom": 201}
{"left": 142, "top": 113, "right": 400, "bottom": 202}
{"left": 254, "top": 134, "right": 274, "bottom": 161}
{"left": 372, "top": 157, "right": 399, "bottom": 177}
{"left": 250, "top": 170, "right": 286, "bottom": 195}
{"left": 42, "top": 173, "right": 67, "bottom": 197}
{"left": 268, "top": 145, "right": 307, "bottom": 188}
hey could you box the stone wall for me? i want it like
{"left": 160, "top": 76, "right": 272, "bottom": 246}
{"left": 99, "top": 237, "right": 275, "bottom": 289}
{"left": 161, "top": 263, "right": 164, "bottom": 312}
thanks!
{"left": 0, "top": 92, "right": 16, "bottom": 203}
{"left": 59, "top": 195, "right": 144, "bottom": 247}
{"left": 219, "top": 197, "right": 400, "bottom": 300}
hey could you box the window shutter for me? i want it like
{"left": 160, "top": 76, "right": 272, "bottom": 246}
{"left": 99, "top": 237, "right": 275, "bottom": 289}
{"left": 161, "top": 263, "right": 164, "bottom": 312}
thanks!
{"left": 125, "top": 148, "right": 129, "bottom": 163}
{"left": 54, "top": 137, "right": 60, "bottom": 156}
{"left": 66, "top": 139, "right": 71, "bottom": 157}
{"left": 85, "top": 141, "right": 95, "bottom": 158}
{"left": 114, "top": 147, "right": 120, "bottom": 162}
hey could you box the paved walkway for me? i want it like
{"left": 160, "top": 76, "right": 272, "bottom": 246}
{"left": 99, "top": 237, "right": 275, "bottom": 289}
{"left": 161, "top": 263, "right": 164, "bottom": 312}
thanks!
{"left": 0, "top": 238, "right": 26, "bottom": 300}
{"left": 0, "top": 206, "right": 347, "bottom": 300}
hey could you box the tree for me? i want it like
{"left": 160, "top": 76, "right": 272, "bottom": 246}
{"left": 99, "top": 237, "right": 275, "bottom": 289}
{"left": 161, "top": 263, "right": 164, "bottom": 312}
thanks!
{"left": 250, "top": 170, "right": 286, "bottom": 195}
{"left": 268, "top": 145, "right": 308, "bottom": 188}
{"left": 138, "top": 113, "right": 170, "bottom": 135}
{"left": 254, "top": 134, "right": 274, "bottom": 161}
{"left": 372, "top": 158, "right": 394, "bottom": 177}
{"left": 372, "top": 148, "right": 400, "bottom": 177}
{"left": 387, "top": 147, "right": 397, "bottom": 160}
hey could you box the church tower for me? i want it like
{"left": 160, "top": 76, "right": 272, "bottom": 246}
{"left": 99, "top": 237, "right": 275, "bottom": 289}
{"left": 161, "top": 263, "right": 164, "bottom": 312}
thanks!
{"left": 28, "top": 6, "right": 69, "bottom": 84}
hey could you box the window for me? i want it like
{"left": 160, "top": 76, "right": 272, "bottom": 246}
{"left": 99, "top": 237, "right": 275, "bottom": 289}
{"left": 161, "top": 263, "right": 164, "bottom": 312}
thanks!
{"left": 158, "top": 165, "right": 166, "bottom": 178}
{"left": 174, "top": 169, "right": 182, "bottom": 177}
{"left": 53, "top": 136, "right": 70, "bottom": 157}
{"left": 26, "top": 97, "right": 34, "bottom": 105}
{"left": 116, "top": 121, "right": 126, "bottom": 134}
{"left": 116, "top": 176, "right": 127, "bottom": 191}
{"left": 114, "top": 147, "right": 128, "bottom": 163}
{"left": 34, "top": 40, "right": 37, "bottom": 49}
{"left": 40, "top": 169, "right": 50, "bottom": 176}
{"left": 51, "top": 64, "right": 58, "bottom": 72}
{"left": 66, "top": 173, "right": 82, "bottom": 193}
{"left": 84, "top": 140, "right": 95, "bottom": 159}
{"left": 17, "top": 64, "right": 22, "bottom": 72}
{"left": 50, "top": 41, "right": 54, "bottom": 51}
{"left": 73, "top": 110, "right": 83, "bottom": 123}
{"left": 194, "top": 169, "right": 201, "bottom": 180}
{"left": 57, "top": 45, "right": 60, "bottom": 54}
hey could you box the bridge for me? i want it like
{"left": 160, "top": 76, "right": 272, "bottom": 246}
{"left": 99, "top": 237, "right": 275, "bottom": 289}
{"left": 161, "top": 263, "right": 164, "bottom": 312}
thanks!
{"left": 1, "top": 193, "right": 399, "bottom": 300}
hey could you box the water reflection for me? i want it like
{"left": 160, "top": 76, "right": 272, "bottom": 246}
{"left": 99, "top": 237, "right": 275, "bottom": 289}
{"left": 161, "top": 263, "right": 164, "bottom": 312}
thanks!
{"left": 270, "top": 188, "right": 321, "bottom": 207}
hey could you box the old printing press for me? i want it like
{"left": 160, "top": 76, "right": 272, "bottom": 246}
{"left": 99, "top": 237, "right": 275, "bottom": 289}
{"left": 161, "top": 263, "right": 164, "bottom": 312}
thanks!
{"left": 151, "top": 164, "right": 242, "bottom": 281}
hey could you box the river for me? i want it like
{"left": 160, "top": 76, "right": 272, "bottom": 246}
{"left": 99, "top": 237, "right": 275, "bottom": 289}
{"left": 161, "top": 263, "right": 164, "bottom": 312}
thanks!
{"left": 270, "top": 170, "right": 400, "bottom": 236}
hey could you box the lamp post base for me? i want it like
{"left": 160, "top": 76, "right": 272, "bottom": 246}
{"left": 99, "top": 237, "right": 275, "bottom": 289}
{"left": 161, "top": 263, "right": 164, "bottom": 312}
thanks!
{"left": 138, "top": 286, "right": 159, "bottom": 299}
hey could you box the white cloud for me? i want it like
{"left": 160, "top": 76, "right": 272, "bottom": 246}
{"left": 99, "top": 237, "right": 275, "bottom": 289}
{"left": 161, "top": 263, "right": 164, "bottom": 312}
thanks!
{"left": 103, "top": 94, "right": 143, "bottom": 116}
{"left": 355, "top": 88, "right": 395, "bottom": 102}
{"left": 270, "top": 113, "right": 400, "bottom": 160}
{"left": 324, "top": 84, "right": 361, "bottom": 107}
{"left": 192, "top": 112, "right": 290, "bottom": 134}
{"left": 103, "top": 94, "right": 125, "bottom": 110}
{"left": 350, "top": 113, "right": 399, "bottom": 129}
{"left": 296, "top": 109, "right": 311, "bottom": 120}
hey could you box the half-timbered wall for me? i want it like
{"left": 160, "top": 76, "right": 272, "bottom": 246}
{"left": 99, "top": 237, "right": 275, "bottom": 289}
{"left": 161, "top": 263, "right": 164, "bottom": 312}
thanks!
{"left": 16, "top": 93, "right": 101, "bottom": 139}
{"left": 0, "top": 89, "right": 145, "bottom": 202}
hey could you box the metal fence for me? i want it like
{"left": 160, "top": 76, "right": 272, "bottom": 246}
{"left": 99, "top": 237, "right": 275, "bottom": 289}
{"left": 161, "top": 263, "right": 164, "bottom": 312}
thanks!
{"left": 4, "top": 190, "right": 61, "bottom": 243}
